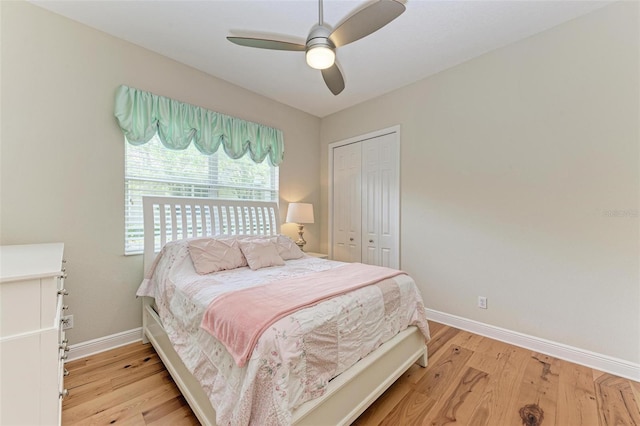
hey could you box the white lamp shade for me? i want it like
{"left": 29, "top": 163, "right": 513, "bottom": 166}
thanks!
{"left": 305, "top": 46, "right": 335, "bottom": 70}
{"left": 286, "top": 203, "right": 315, "bottom": 224}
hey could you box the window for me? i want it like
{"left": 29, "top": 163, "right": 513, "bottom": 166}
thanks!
{"left": 124, "top": 136, "right": 279, "bottom": 254}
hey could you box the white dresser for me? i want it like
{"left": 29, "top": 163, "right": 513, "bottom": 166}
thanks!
{"left": 0, "top": 243, "right": 68, "bottom": 426}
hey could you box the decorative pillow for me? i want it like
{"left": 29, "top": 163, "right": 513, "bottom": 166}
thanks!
{"left": 188, "top": 237, "right": 248, "bottom": 274}
{"left": 238, "top": 238, "right": 285, "bottom": 270}
{"left": 274, "top": 235, "right": 304, "bottom": 260}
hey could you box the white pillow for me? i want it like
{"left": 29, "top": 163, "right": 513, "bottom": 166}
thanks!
{"left": 238, "top": 234, "right": 304, "bottom": 260}
{"left": 274, "top": 235, "right": 304, "bottom": 260}
{"left": 238, "top": 239, "right": 285, "bottom": 270}
{"left": 188, "top": 237, "right": 248, "bottom": 274}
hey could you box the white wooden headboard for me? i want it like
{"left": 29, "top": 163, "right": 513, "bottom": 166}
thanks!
{"left": 142, "top": 196, "right": 280, "bottom": 273}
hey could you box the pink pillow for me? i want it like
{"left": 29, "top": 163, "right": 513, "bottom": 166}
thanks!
{"left": 238, "top": 235, "right": 304, "bottom": 260}
{"left": 274, "top": 235, "right": 304, "bottom": 260}
{"left": 238, "top": 239, "right": 285, "bottom": 270}
{"left": 188, "top": 238, "right": 248, "bottom": 274}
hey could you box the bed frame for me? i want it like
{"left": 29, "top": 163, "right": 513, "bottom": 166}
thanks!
{"left": 140, "top": 195, "right": 427, "bottom": 425}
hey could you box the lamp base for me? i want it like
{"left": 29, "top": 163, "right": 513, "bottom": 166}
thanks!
{"left": 296, "top": 224, "right": 307, "bottom": 251}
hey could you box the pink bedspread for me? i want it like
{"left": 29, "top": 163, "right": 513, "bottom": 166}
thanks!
{"left": 200, "top": 262, "right": 405, "bottom": 367}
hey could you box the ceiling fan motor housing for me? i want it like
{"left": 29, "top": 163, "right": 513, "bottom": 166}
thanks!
{"left": 306, "top": 25, "right": 335, "bottom": 50}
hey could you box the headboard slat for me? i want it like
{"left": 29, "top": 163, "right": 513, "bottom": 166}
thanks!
{"left": 159, "top": 204, "right": 167, "bottom": 248}
{"left": 143, "top": 196, "right": 280, "bottom": 274}
{"left": 200, "top": 206, "right": 207, "bottom": 236}
{"left": 169, "top": 205, "right": 176, "bottom": 241}
{"left": 191, "top": 205, "right": 198, "bottom": 238}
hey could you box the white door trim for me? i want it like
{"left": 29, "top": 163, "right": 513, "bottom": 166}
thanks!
{"left": 328, "top": 125, "right": 401, "bottom": 262}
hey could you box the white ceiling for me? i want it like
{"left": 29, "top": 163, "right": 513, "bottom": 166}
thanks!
{"left": 31, "top": 0, "right": 611, "bottom": 118}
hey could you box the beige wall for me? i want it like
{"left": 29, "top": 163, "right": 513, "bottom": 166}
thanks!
{"left": 0, "top": 1, "right": 321, "bottom": 343}
{"left": 2, "top": 0, "right": 638, "bottom": 367}
{"left": 320, "top": 2, "right": 639, "bottom": 364}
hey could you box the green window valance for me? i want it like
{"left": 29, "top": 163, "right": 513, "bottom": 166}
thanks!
{"left": 114, "top": 85, "right": 284, "bottom": 166}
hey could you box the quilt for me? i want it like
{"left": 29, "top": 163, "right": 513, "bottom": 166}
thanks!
{"left": 137, "top": 239, "right": 430, "bottom": 425}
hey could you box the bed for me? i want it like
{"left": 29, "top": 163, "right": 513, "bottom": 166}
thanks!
{"left": 137, "top": 195, "right": 429, "bottom": 425}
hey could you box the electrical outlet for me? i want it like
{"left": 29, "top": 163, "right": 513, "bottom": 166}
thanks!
{"left": 477, "top": 296, "right": 488, "bottom": 309}
{"left": 62, "top": 314, "right": 74, "bottom": 330}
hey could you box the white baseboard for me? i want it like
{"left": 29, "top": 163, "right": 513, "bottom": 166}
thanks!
{"left": 426, "top": 309, "right": 640, "bottom": 382}
{"left": 67, "top": 327, "right": 143, "bottom": 362}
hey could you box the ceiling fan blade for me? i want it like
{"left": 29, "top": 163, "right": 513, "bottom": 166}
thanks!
{"left": 322, "top": 64, "right": 345, "bottom": 96}
{"left": 227, "top": 37, "right": 306, "bottom": 51}
{"left": 329, "top": 0, "right": 405, "bottom": 47}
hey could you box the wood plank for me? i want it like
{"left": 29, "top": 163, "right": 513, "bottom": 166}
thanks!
{"left": 425, "top": 323, "right": 460, "bottom": 359}
{"left": 142, "top": 395, "right": 197, "bottom": 424}
{"left": 144, "top": 396, "right": 200, "bottom": 426}
{"left": 63, "top": 347, "right": 165, "bottom": 410}
{"left": 465, "top": 338, "right": 530, "bottom": 425}
{"left": 630, "top": 379, "right": 640, "bottom": 415}
{"left": 65, "top": 351, "right": 162, "bottom": 390}
{"left": 506, "top": 353, "right": 561, "bottom": 426}
{"left": 65, "top": 344, "right": 158, "bottom": 387}
{"left": 397, "top": 361, "right": 430, "bottom": 386}
{"left": 69, "top": 382, "right": 182, "bottom": 426}
{"left": 448, "top": 328, "right": 485, "bottom": 353}
{"left": 424, "top": 366, "right": 490, "bottom": 426}
{"left": 63, "top": 358, "right": 167, "bottom": 410}
{"left": 426, "top": 320, "right": 445, "bottom": 336}
{"left": 415, "top": 344, "right": 475, "bottom": 396}
{"left": 67, "top": 343, "right": 155, "bottom": 371}
{"left": 595, "top": 374, "right": 640, "bottom": 425}
{"left": 62, "top": 370, "right": 175, "bottom": 424}
{"left": 556, "top": 360, "right": 600, "bottom": 425}
{"left": 61, "top": 324, "right": 640, "bottom": 426}
{"left": 363, "top": 344, "right": 474, "bottom": 425}
{"left": 378, "top": 390, "right": 437, "bottom": 426}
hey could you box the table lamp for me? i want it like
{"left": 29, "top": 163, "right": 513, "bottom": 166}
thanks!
{"left": 286, "top": 202, "right": 315, "bottom": 251}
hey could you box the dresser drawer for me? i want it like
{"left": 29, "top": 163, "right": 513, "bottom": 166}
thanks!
{"left": 0, "top": 333, "right": 42, "bottom": 425}
{"left": 0, "top": 279, "right": 42, "bottom": 336}
{"left": 41, "top": 328, "right": 61, "bottom": 425}
{"left": 0, "top": 243, "right": 65, "bottom": 426}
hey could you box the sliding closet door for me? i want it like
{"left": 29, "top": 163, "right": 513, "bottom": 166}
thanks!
{"left": 361, "top": 133, "right": 399, "bottom": 268}
{"left": 332, "top": 142, "right": 362, "bottom": 263}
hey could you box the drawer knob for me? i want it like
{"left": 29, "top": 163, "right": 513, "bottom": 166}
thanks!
{"left": 349, "top": 237, "right": 354, "bottom": 241}
{"left": 60, "top": 389, "right": 69, "bottom": 399}
{"left": 58, "top": 289, "right": 69, "bottom": 296}
{"left": 63, "top": 305, "right": 69, "bottom": 311}
{"left": 369, "top": 239, "right": 374, "bottom": 243}
{"left": 64, "top": 368, "right": 70, "bottom": 377}
{"left": 61, "top": 353, "right": 68, "bottom": 360}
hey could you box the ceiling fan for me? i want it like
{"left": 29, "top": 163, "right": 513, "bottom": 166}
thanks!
{"left": 227, "top": 0, "right": 406, "bottom": 96}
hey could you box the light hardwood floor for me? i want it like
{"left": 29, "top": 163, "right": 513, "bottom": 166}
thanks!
{"left": 62, "top": 322, "right": 640, "bottom": 425}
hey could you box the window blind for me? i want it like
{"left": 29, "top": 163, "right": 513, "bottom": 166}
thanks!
{"left": 124, "top": 135, "right": 279, "bottom": 254}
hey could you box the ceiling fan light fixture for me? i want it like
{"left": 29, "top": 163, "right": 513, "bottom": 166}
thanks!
{"left": 306, "top": 45, "right": 335, "bottom": 70}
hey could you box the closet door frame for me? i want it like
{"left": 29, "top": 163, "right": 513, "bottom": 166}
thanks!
{"left": 328, "top": 125, "right": 401, "bottom": 265}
